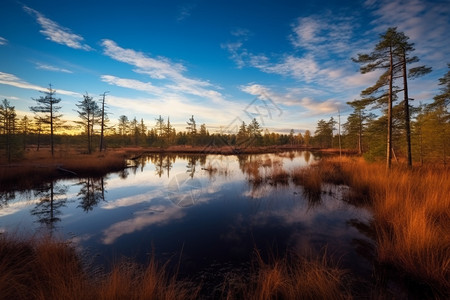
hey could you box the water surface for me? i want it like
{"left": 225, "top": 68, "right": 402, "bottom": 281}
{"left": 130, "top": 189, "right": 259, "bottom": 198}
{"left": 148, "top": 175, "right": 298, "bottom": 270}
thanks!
{"left": 0, "top": 151, "right": 373, "bottom": 285}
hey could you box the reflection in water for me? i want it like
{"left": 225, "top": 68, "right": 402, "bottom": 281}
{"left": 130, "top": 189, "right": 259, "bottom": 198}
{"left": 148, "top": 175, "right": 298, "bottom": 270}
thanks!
{"left": 0, "top": 190, "right": 15, "bottom": 208}
{"left": 31, "top": 181, "right": 68, "bottom": 234}
{"left": 1, "top": 151, "right": 380, "bottom": 295}
{"left": 153, "top": 154, "right": 174, "bottom": 178}
{"left": 186, "top": 156, "right": 198, "bottom": 178}
{"left": 76, "top": 177, "right": 106, "bottom": 212}
{"left": 304, "top": 151, "right": 311, "bottom": 163}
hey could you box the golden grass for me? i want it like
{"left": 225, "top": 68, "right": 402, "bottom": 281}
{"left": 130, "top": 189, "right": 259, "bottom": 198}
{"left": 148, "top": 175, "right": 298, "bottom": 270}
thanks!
{"left": 292, "top": 165, "right": 322, "bottom": 201}
{"left": 307, "top": 157, "right": 450, "bottom": 295}
{"left": 0, "top": 234, "right": 351, "bottom": 300}
{"left": 0, "top": 234, "right": 199, "bottom": 300}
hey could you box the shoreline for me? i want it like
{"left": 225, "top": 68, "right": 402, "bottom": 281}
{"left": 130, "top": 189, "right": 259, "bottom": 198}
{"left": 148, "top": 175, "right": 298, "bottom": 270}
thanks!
{"left": 0, "top": 146, "right": 353, "bottom": 192}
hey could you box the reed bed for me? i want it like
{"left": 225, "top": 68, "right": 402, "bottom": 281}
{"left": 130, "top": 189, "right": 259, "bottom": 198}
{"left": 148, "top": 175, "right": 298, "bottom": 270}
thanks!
{"left": 300, "top": 157, "right": 450, "bottom": 296}
{"left": 0, "top": 234, "right": 198, "bottom": 300}
{"left": 0, "top": 234, "right": 350, "bottom": 300}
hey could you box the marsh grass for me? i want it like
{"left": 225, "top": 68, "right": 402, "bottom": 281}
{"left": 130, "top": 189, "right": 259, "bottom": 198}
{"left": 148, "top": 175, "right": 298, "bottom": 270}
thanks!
{"left": 292, "top": 165, "right": 322, "bottom": 202}
{"left": 223, "top": 249, "right": 351, "bottom": 300}
{"left": 0, "top": 234, "right": 199, "bottom": 300}
{"left": 0, "top": 234, "right": 351, "bottom": 300}
{"left": 302, "top": 157, "right": 450, "bottom": 296}
{"left": 0, "top": 148, "right": 129, "bottom": 191}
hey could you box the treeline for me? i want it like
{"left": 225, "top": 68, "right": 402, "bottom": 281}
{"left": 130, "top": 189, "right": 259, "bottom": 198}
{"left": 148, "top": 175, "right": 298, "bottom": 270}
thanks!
{"left": 0, "top": 93, "right": 313, "bottom": 162}
{"left": 1, "top": 28, "right": 448, "bottom": 164}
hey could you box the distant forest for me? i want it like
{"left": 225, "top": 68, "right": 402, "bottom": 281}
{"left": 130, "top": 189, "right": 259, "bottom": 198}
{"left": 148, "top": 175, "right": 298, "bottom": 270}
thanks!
{"left": 1, "top": 28, "right": 449, "bottom": 165}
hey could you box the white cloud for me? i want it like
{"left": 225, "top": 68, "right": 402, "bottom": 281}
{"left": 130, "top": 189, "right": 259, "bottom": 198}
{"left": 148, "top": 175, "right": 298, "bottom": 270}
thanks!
{"left": 101, "top": 75, "right": 165, "bottom": 96}
{"left": 105, "top": 94, "right": 237, "bottom": 129}
{"left": 0, "top": 94, "right": 19, "bottom": 100}
{"left": 35, "top": 62, "right": 72, "bottom": 73}
{"left": 102, "top": 205, "right": 186, "bottom": 245}
{"left": 23, "top": 5, "right": 92, "bottom": 51}
{"left": 241, "top": 83, "right": 343, "bottom": 115}
{"left": 0, "top": 37, "right": 7, "bottom": 45}
{"left": 366, "top": 0, "right": 450, "bottom": 67}
{"left": 101, "top": 39, "right": 229, "bottom": 104}
{"left": 289, "top": 15, "right": 356, "bottom": 57}
{"left": 0, "top": 71, "right": 80, "bottom": 96}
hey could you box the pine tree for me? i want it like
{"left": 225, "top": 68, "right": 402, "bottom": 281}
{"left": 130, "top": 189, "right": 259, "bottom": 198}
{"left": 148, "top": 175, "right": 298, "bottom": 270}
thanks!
{"left": 29, "top": 85, "right": 63, "bottom": 157}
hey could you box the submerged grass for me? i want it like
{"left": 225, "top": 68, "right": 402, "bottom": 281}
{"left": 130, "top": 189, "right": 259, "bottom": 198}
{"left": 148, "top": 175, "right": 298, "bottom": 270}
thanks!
{"left": 297, "top": 157, "right": 450, "bottom": 296}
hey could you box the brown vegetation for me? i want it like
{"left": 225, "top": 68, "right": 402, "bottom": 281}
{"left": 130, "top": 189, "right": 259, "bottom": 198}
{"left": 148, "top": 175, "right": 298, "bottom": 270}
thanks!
{"left": 0, "top": 234, "right": 351, "bottom": 300}
{"left": 0, "top": 234, "right": 199, "bottom": 300}
{"left": 223, "top": 250, "right": 351, "bottom": 300}
{"left": 298, "top": 157, "right": 450, "bottom": 296}
{"left": 0, "top": 148, "right": 131, "bottom": 191}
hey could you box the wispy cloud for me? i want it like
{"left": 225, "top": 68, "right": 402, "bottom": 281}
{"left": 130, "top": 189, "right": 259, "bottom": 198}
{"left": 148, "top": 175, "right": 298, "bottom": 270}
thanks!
{"left": 101, "top": 75, "right": 165, "bottom": 96}
{"left": 365, "top": 0, "right": 450, "bottom": 67}
{"left": 101, "top": 39, "right": 228, "bottom": 103}
{"left": 231, "top": 28, "right": 251, "bottom": 38}
{"left": 177, "top": 3, "right": 196, "bottom": 21}
{"left": 102, "top": 205, "right": 186, "bottom": 245}
{"left": 241, "top": 83, "right": 342, "bottom": 114}
{"left": 105, "top": 94, "right": 238, "bottom": 129}
{"left": 289, "top": 15, "right": 356, "bottom": 57}
{"left": 0, "top": 37, "right": 7, "bottom": 46}
{"left": 35, "top": 62, "right": 72, "bottom": 73}
{"left": 0, "top": 71, "right": 80, "bottom": 96}
{"left": 0, "top": 94, "right": 19, "bottom": 100}
{"left": 23, "top": 5, "right": 92, "bottom": 51}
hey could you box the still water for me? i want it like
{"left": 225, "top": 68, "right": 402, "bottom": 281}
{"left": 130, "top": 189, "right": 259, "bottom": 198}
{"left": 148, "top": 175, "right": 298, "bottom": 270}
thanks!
{"left": 0, "top": 151, "right": 372, "bottom": 283}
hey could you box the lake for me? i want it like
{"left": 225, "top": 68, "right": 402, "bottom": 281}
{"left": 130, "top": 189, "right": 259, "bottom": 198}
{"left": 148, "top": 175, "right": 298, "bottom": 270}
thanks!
{"left": 0, "top": 151, "right": 374, "bottom": 292}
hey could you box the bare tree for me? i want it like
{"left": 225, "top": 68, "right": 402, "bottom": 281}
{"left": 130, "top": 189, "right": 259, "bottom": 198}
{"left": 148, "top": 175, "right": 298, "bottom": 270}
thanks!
{"left": 99, "top": 91, "right": 109, "bottom": 152}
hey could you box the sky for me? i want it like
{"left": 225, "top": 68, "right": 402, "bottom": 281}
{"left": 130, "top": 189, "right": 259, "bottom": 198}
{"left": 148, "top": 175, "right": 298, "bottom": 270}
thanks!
{"left": 0, "top": 0, "right": 449, "bottom": 134}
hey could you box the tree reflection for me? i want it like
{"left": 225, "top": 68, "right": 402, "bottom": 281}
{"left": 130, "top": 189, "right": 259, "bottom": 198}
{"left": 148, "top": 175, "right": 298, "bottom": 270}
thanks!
{"left": 76, "top": 177, "right": 106, "bottom": 212}
{"left": 153, "top": 154, "right": 173, "bottom": 178}
{"left": 31, "top": 181, "right": 68, "bottom": 234}
{"left": 0, "top": 190, "right": 15, "bottom": 209}
{"left": 304, "top": 151, "right": 311, "bottom": 163}
{"left": 186, "top": 156, "right": 198, "bottom": 178}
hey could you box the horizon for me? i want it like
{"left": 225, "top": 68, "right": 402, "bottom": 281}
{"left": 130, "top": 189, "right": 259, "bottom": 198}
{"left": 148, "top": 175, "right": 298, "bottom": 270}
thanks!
{"left": 1, "top": 0, "right": 449, "bottom": 134}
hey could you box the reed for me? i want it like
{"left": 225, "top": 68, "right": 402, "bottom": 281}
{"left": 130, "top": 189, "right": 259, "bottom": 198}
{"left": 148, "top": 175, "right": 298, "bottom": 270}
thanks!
{"left": 223, "top": 250, "right": 350, "bottom": 300}
{"left": 0, "top": 234, "right": 198, "bottom": 300}
{"left": 292, "top": 165, "right": 322, "bottom": 201}
{"left": 312, "top": 157, "right": 450, "bottom": 294}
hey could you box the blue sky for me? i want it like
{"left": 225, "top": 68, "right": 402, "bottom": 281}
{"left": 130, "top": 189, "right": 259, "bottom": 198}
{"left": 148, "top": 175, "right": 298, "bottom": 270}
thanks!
{"left": 0, "top": 0, "right": 449, "bottom": 134}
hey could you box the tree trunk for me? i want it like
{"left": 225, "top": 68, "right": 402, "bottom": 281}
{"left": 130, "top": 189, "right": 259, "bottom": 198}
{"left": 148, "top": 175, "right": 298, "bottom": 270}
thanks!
{"left": 402, "top": 51, "right": 412, "bottom": 168}
{"left": 387, "top": 45, "right": 393, "bottom": 169}
{"left": 50, "top": 101, "right": 54, "bottom": 157}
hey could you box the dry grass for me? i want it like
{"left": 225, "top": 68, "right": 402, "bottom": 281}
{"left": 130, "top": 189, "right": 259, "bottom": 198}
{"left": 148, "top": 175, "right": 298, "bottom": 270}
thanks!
{"left": 0, "top": 148, "right": 129, "bottom": 191}
{"left": 0, "top": 234, "right": 199, "bottom": 300}
{"left": 0, "top": 234, "right": 350, "bottom": 300}
{"left": 306, "top": 157, "right": 450, "bottom": 295}
{"left": 292, "top": 165, "right": 322, "bottom": 202}
{"left": 223, "top": 250, "right": 351, "bottom": 300}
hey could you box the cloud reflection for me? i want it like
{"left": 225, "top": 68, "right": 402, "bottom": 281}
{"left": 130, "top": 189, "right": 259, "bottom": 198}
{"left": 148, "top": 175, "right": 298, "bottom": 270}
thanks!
{"left": 102, "top": 205, "right": 186, "bottom": 245}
